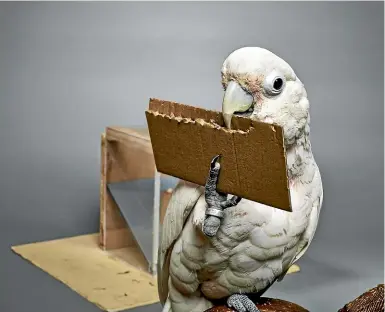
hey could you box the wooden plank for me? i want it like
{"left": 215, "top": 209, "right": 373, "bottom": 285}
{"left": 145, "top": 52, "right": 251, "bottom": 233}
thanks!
{"left": 160, "top": 189, "right": 173, "bottom": 224}
{"left": 100, "top": 127, "right": 176, "bottom": 272}
{"left": 105, "top": 127, "right": 156, "bottom": 183}
{"left": 100, "top": 132, "right": 146, "bottom": 269}
{"left": 109, "top": 127, "right": 150, "bottom": 139}
{"left": 100, "top": 133, "right": 107, "bottom": 247}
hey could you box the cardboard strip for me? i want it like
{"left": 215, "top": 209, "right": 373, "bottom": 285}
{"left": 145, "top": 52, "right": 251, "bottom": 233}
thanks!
{"left": 145, "top": 98, "right": 291, "bottom": 212}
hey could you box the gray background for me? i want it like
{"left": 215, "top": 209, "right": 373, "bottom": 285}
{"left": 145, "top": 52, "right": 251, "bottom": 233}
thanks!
{"left": 0, "top": 1, "right": 383, "bottom": 312}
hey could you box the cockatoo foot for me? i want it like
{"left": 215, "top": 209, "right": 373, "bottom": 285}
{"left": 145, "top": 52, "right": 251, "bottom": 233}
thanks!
{"left": 227, "top": 294, "right": 260, "bottom": 312}
{"left": 202, "top": 155, "right": 242, "bottom": 237}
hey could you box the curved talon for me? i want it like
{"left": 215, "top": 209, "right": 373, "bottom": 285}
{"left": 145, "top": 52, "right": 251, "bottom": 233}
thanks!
{"left": 210, "top": 154, "right": 221, "bottom": 169}
{"left": 221, "top": 195, "right": 242, "bottom": 209}
{"left": 207, "top": 156, "right": 221, "bottom": 189}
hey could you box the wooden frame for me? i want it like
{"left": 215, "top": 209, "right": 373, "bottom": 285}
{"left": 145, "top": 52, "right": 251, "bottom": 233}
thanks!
{"left": 99, "top": 126, "right": 172, "bottom": 274}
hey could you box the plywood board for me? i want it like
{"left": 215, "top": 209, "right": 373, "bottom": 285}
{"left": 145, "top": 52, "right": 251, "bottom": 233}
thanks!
{"left": 145, "top": 98, "right": 291, "bottom": 212}
{"left": 100, "top": 127, "right": 156, "bottom": 254}
{"left": 105, "top": 127, "right": 155, "bottom": 183}
{"left": 11, "top": 234, "right": 160, "bottom": 312}
{"left": 100, "top": 132, "right": 136, "bottom": 251}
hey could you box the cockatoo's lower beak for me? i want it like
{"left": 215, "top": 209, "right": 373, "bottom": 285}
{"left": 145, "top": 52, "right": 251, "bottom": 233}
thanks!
{"left": 222, "top": 81, "right": 254, "bottom": 129}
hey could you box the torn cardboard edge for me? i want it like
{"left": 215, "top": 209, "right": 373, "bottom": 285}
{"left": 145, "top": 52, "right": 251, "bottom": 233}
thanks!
{"left": 145, "top": 98, "right": 292, "bottom": 212}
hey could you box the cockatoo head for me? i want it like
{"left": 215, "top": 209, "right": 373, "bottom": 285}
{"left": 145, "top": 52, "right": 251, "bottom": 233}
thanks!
{"left": 221, "top": 47, "right": 310, "bottom": 146}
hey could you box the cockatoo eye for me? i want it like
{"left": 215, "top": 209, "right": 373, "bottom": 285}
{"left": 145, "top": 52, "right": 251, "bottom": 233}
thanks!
{"left": 263, "top": 71, "right": 286, "bottom": 96}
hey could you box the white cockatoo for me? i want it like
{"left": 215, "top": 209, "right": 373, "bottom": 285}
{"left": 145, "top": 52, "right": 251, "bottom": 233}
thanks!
{"left": 157, "top": 47, "right": 323, "bottom": 312}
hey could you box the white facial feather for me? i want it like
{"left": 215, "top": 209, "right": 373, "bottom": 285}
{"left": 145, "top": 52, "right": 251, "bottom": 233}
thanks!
{"left": 222, "top": 47, "right": 309, "bottom": 146}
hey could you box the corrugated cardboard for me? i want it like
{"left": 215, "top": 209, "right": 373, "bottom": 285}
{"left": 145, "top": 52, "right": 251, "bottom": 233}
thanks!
{"left": 12, "top": 234, "right": 159, "bottom": 312}
{"left": 145, "top": 98, "right": 291, "bottom": 212}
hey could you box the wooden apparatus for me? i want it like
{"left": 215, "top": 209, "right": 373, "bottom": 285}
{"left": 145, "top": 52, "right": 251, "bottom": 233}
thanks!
{"left": 99, "top": 126, "right": 173, "bottom": 274}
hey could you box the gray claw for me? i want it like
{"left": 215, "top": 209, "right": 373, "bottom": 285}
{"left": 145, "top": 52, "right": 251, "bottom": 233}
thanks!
{"left": 210, "top": 154, "right": 221, "bottom": 169}
{"left": 221, "top": 195, "right": 242, "bottom": 209}
{"left": 203, "top": 155, "right": 242, "bottom": 237}
{"left": 227, "top": 294, "right": 260, "bottom": 312}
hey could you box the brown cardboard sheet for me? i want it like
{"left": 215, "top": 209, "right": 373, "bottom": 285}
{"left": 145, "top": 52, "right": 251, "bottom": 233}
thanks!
{"left": 145, "top": 98, "right": 291, "bottom": 211}
{"left": 12, "top": 234, "right": 159, "bottom": 312}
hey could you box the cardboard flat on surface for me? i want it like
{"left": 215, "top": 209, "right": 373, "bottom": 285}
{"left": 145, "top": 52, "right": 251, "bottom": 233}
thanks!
{"left": 145, "top": 98, "right": 291, "bottom": 211}
{"left": 12, "top": 234, "right": 159, "bottom": 312}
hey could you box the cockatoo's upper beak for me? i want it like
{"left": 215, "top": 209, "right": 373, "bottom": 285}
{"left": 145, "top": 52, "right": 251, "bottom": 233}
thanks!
{"left": 222, "top": 81, "right": 254, "bottom": 129}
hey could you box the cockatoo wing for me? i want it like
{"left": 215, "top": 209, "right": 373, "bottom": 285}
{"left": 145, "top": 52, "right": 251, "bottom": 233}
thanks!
{"left": 277, "top": 175, "right": 323, "bottom": 281}
{"left": 157, "top": 180, "right": 204, "bottom": 305}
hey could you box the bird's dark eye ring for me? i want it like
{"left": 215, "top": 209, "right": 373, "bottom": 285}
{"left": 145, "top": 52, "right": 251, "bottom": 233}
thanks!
{"left": 264, "top": 71, "right": 286, "bottom": 95}
{"left": 273, "top": 78, "right": 283, "bottom": 91}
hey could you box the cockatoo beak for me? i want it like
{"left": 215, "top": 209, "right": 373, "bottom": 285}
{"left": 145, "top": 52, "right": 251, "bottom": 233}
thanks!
{"left": 222, "top": 81, "right": 254, "bottom": 129}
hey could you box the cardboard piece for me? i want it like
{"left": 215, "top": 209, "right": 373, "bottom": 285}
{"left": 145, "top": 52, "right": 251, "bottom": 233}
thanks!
{"left": 145, "top": 98, "right": 291, "bottom": 212}
{"left": 11, "top": 234, "right": 300, "bottom": 312}
{"left": 12, "top": 234, "right": 160, "bottom": 312}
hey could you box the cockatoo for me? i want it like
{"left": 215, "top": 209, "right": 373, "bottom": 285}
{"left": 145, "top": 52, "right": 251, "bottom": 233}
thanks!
{"left": 157, "top": 47, "right": 323, "bottom": 312}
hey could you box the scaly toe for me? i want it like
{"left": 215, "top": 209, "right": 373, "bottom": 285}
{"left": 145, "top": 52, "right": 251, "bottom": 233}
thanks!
{"left": 227, "top": 294, "right": 260, "bottom": 312}
{"left": 227, "top": 294, "right": 246, "bottom": 312}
